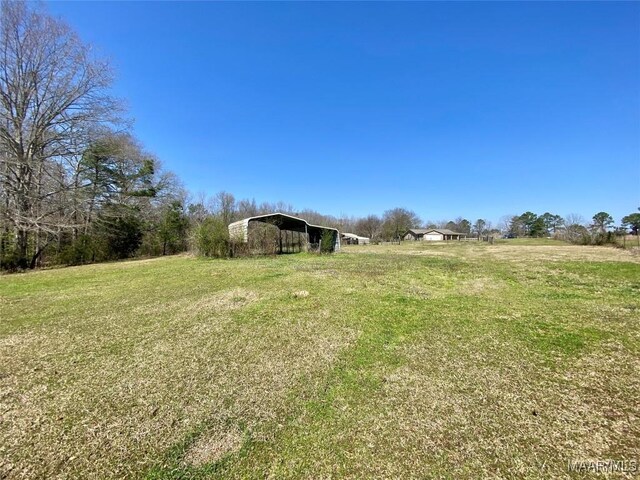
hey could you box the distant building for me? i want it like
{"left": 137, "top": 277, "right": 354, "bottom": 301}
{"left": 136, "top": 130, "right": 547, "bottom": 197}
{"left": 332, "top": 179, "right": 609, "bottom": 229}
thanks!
{"left": 403, "top": 229, "right": 429, "bottom": 241}
{"left": 404, "top": 228, "right": 465, "bottom": 241}
{"left": 341, "top": 233, "right": 370, "bottom": 245}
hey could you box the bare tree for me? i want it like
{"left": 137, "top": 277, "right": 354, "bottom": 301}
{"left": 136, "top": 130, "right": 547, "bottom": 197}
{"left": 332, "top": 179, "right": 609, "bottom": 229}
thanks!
{"left": 336, "top": 214, "right": 357, "bottom": 234}
{"left": 0, "top": 1, "right": 121, "bottom": 267}
{"left": 296, "top": 208, "right": 338, "bottom": 228}
{"left": 257, "top": 200, "right": 293, "bottom": 216}
{"left": 499, "top": 215, "right": 515, "bottom": 234}
{"left": 562, "top": 213, "right": 587, "bottom": 243}
{"left": 381, "top": 208, "right": 421, "bottom": 241}
{"left": 236, "top": 198, "right": 258, "bottom": 219}
{"left": 211, "top": 191, "right": 236, "bottom": 225}
{"left": 423, "top": 220, "right": 438, "bottom": 229}
{"left": 565, "top": 213, "right": 586, "bottom": 228}
{"left": 186, "top": 191, "right": 210, "bottom": 226}
{"left": 355, "top": 214, "right": 382, "bottom": 240}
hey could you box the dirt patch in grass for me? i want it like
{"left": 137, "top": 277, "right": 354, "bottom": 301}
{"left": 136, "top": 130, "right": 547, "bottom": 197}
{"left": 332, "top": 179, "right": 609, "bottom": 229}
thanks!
{"left": 188, "top": 287, "right": 259, "bottom": 313}
{"left": 183, "top": 427, "right": 244, "bottom": 467}
{"left": 134, "top": 287, "right": 260, "bottom": 317}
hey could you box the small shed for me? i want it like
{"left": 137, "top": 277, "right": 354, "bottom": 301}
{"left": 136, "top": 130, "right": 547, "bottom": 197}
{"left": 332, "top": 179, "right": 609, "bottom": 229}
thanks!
{"left": 341, "top": 233, "right": 370, "bottom": 245}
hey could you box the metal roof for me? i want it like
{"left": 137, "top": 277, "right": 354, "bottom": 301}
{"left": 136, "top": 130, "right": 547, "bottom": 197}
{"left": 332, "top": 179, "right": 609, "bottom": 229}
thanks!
{"left": 341, "top": 233, "right": 370, "bottom": 240}
{"left": 228, "top": 212, "right": 340, "bottom": 250}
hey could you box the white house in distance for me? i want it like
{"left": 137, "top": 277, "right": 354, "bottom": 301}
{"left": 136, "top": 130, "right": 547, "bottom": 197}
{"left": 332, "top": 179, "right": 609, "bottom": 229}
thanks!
{"left": 403, "top": 228, "right": 466, "bottom": 241}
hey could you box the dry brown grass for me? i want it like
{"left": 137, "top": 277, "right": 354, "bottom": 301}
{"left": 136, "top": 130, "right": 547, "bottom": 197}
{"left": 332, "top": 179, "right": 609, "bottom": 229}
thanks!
{"left": 357, "top": 338, "right": 640, "bottom": 479}
{"left": 0, "top": 275, "right": 358, "bottom": 478}
{"left": 1, "top": 243, "right": 638, "bottom": 479}
{"left": 183, "top": 427, "right": 244, "bottom": 467}
{"left": 344, "top": 241, "right": 640, "bottom": 264}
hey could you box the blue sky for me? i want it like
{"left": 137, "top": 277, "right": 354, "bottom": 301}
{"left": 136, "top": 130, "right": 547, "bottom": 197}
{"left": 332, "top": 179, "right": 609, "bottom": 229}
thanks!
{"left": 48, "top": 1, "right": 639, "bottom": 225}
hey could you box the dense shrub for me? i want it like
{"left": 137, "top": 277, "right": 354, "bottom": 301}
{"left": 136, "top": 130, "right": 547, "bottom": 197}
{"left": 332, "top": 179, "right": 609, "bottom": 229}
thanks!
{"left": 57, "top": 235, "right": 97, "bottom": 265}
{"left": 0, "top": 249, "right": 25, "bottom": 271}
{"left": 563, "top": 227, "right": 618, "bottom": 246}
{"left": 195, "top": 217, "right": 230, "bottom": 258}
{"left": 320, "top": 229, "right": 336, "bottom": 254}
{"left": 229, "top": 240, "right": 250, "bottom": 257}
{"left": 590, "top": 232, "right": 616, "bottom": 246}
{"left": 98, "top": 215, "right": 144, "bottom": 260}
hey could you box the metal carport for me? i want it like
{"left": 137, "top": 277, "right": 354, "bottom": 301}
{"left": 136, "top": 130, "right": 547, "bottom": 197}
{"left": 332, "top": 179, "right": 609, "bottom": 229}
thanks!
{"left": 228, "top": 213, "right": 340, "bottom": 253}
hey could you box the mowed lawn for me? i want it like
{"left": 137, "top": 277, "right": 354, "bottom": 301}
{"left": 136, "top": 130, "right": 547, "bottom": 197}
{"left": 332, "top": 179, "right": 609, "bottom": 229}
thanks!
{"left": 1, "top": 241, "right": 639, "bottom": 479}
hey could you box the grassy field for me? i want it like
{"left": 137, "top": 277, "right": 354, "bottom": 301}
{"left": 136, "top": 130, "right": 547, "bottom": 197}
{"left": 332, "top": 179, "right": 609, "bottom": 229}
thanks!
{"left": 1, "top": 242, "right": 639, "bottom": 479}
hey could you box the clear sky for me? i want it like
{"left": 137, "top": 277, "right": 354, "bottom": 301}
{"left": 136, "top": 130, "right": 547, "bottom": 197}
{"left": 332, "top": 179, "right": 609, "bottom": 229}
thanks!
{"left": 47, "top": 1, "right": 640, "bottom": 225}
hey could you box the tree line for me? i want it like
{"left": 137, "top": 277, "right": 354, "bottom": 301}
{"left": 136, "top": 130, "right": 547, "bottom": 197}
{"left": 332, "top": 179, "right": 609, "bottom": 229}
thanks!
{"left": 0, "top": 2, "right": 190, "bottom": 269}
{"left": 500, "top": 210, "right": 640, "bottom": 244}
{"left": 1, "top": 2, "right": 638, "bottom": 270}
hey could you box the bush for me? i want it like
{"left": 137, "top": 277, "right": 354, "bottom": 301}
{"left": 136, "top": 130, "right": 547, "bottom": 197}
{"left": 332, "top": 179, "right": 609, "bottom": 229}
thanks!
{"left": 195, "top": 217, "right": 230, "bottom": 258}
{"left": 0, "top": 249, "right": 25, "bottom": 272}
{"left": 590, "top": 232, "right": 616, "bottom": 246}
{"left": 101, "top": 215, "right": 144, "bottom": 260}
{"left": 320, "top": 229, "right": 336, "bottom": 254}
{"left": 229, "top": 239, "right": 250, "bottom": 257}
{"left": 562, "top": 224, "right": 590, "bottom": 245}
{"left": 563, "top": 226, "right": 618, "bottom": 246}
{"left": 58, "top": 235, "right": 96, "bottom": 265}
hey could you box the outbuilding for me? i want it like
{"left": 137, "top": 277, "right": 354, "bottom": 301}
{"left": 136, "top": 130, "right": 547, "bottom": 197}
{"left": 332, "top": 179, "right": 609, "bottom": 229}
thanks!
{"left": 228, "top": 212, "right": 340, "bottom": 253}
{"left": 341, "top": 233, "right": 370, "bottom": 245}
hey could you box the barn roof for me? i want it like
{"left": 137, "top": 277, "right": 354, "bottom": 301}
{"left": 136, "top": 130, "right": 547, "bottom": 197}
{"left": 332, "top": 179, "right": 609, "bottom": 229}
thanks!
{"left": 228, "top": 212, "right": 340, "bottom": 246}
{"left": 341, "top": 232, "right": 370, "bottom": 240}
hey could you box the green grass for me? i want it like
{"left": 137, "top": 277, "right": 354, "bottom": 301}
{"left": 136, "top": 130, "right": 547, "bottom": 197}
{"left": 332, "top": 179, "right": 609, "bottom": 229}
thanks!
{"left": 493, "top": 237, "right": 569, "bottom": 246}
{"left": 1, "top": 243, "right": 639, "bottom": 479}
